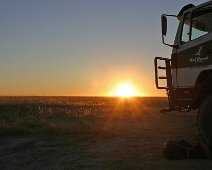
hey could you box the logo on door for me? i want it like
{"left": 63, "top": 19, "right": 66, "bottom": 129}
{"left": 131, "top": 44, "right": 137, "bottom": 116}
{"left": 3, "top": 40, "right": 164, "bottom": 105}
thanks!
{"left": 189, "top": 45, "right": 208, "bottom": 64}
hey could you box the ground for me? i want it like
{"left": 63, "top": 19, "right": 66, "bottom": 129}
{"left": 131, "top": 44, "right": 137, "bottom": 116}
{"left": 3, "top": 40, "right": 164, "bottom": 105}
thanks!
{"left": 0, "top": 97, "right": 212, "bottom": 169}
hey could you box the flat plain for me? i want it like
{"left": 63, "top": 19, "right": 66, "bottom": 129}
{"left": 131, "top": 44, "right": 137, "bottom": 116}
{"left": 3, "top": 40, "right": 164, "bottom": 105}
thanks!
{"left": 0, "top": 96, "right": 211, "bottom": 170}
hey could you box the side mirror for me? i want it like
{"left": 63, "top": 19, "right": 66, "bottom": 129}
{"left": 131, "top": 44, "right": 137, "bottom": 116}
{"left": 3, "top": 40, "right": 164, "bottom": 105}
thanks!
{"left": 161, "top": 15, "right": 167, "bottom": 36}
{"left": 161, "top": 14, "right": 178, "bottom": 48}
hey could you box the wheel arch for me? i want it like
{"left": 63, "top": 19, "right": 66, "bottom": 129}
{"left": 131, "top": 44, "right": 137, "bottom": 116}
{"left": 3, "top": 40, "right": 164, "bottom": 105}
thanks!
{"left": 195, "top": 70, "right": 212, "bottom": 87}
{"left": 192, "top": 70, "right": 212, "bottom": 108}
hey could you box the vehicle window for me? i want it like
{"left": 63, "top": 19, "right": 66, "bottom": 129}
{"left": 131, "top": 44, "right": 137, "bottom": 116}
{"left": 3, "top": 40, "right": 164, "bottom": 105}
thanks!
{"left": 191, "top": 5, "right": 212, "bottom": 40}
{"left": 181, "top": 12, "right": 191, "bottom": 43}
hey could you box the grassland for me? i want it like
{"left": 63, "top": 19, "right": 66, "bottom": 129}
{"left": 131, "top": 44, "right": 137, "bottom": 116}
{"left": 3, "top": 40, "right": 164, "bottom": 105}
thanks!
{"left": 0, "top": 97, "right": 166, "bottom": 138}
{"left": 0, "top": 96, "right": 211, "bottom": 169}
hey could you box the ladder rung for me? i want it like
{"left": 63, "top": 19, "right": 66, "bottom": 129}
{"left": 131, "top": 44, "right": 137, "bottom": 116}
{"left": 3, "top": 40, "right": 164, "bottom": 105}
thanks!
{"left": 158, "top": 66, "right": 166, "bottom": 69}
{"left": 159, "top": 76, "right": 167, "bottom": 79}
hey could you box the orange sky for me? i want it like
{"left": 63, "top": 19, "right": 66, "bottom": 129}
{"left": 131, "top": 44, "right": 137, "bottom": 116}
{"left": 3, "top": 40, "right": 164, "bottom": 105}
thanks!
{"left": 1, "top": 1, "right": 204, "bottom": 96}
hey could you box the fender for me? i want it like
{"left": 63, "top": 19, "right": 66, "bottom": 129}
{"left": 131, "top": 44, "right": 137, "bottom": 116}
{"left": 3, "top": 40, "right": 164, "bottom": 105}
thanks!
{"left": 195, "top": 70, "right": 212, "bottom": 86}
{"left": 193, "top": 70, "right": 212, "bottom": 108}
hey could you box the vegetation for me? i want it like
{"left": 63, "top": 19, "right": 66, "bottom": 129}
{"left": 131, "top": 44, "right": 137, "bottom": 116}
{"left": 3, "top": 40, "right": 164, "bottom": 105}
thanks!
{"left": 0, "top": 97, "right": 204, "bottom": 169}
{"left": 0, "top": 96, "right": 167, "bottom": 139}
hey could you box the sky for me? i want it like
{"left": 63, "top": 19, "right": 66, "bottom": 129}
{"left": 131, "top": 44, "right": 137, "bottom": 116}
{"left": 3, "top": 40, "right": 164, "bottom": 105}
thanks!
{"left": 0, "top": 0, "right": 208, "bottom": 96}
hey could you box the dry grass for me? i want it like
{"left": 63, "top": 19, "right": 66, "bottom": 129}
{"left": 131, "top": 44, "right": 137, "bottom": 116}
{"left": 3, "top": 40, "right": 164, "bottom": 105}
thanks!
{"left": 1, "top": 97, "right": 210, "bottom": 170}
{"left": 0, "top": 96, "right": 167, "bottom": 139}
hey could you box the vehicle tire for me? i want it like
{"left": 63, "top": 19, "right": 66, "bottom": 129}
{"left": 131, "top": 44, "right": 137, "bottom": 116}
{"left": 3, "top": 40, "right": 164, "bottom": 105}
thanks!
{"left": 198, "top": 95, "right": 212, "bottom": 147}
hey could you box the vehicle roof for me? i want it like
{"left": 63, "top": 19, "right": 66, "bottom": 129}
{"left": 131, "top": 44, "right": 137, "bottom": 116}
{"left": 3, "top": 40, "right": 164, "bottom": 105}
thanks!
{"left": 184, "top": 1, "right": 212, "bottom": 13}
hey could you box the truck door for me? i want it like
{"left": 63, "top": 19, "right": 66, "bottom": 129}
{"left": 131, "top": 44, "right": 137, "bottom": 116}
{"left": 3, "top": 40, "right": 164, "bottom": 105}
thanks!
{"left": 174, "top": 5, "right": 212, "bottom": 88}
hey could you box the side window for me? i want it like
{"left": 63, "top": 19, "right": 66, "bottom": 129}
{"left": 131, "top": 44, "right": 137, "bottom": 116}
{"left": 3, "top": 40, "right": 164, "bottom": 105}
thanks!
{"left": 191, "top": 5, "right": 212, "bottom": 40}
{"left": 180, "top": 5, "right": 212, "bottom": 43}
{"left": 181, "top": 12, "right": 191, "bottom": 43}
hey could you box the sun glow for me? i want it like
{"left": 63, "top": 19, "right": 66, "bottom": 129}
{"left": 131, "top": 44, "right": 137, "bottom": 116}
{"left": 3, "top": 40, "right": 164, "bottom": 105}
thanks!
{"left": 114, "top": 83, "right": 138, "bottom": 98}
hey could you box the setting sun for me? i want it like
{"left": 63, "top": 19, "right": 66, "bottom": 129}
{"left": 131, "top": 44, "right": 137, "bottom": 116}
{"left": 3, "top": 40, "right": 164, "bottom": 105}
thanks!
{"left": 114, "top": 83, "right": 138, "bottom": 97}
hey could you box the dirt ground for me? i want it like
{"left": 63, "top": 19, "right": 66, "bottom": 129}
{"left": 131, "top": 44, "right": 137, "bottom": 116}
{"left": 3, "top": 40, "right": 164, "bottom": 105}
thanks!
{"left": 1, "top": 110, "right": 212, "bottom": 170}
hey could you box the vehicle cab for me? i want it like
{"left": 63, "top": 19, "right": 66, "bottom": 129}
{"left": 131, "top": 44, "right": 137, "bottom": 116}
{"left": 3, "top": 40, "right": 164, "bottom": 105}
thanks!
{"left": 155, "top": 1, "right": 212, "bottom": 111}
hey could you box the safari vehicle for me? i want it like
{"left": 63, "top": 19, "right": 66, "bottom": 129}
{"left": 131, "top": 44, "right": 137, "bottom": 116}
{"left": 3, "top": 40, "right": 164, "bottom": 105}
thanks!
{"left": 154, "top": 1, "right": 212, "bottom": 146}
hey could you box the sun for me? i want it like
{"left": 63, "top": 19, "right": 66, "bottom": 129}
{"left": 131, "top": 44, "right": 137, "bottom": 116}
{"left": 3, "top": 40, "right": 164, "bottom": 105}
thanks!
{"left": 114, "top": 83, "right": 137, "bottom": 98}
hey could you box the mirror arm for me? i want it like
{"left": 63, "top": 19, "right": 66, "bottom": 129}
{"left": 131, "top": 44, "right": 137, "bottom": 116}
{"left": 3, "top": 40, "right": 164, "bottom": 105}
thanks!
{"left": 163, "top": 14, "right": 177, "bottom": 17}
{"left": 162, "top": 34, "right": 179, "bottom": 48}
{"left": 168, "top": 44, "right": 179, "bottom": 49}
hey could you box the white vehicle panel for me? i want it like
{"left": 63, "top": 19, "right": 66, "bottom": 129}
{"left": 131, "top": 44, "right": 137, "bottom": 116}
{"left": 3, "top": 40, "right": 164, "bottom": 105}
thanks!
{"left": 172, "top": 65, "right": 212, "bottom": 87}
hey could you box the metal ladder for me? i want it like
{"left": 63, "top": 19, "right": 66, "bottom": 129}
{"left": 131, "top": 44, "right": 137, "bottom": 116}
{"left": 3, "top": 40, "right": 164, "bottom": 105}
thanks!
{"left": 154, "top": 57, "right": 172, "bottom": 89}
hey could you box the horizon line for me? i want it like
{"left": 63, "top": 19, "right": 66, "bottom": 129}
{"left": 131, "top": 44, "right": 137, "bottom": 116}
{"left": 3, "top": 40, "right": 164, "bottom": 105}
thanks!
{"left": 0, "top": 95, "right": 166, "bottom": 98}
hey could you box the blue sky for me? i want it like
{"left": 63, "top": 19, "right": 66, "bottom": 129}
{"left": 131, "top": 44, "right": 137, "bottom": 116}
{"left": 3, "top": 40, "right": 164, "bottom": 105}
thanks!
{"left": 0, "top": 0, "right": 208, "bottom": 96}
